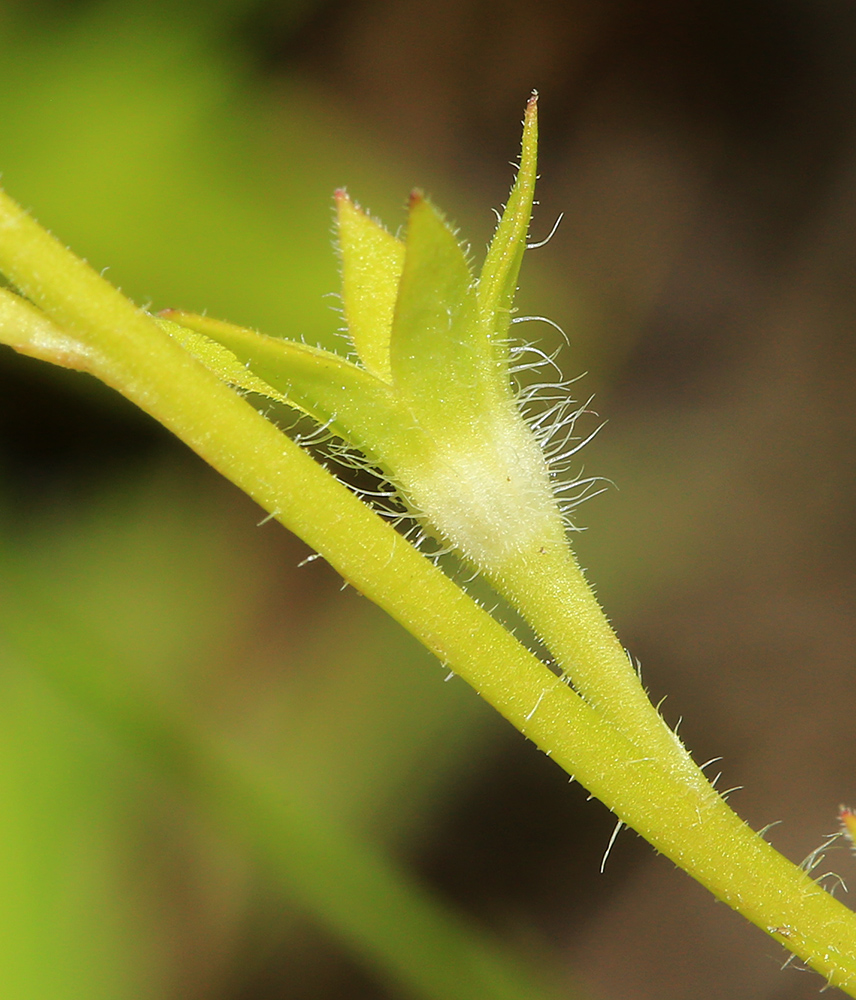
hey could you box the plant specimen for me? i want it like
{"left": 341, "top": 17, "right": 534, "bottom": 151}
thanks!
{"left": 1, "top": 94, "right": 855, "bottom": 994}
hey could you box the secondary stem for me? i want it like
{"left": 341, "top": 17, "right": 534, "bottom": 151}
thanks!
{"left": 492, "top": 543, "right": 697, "bottom": 775}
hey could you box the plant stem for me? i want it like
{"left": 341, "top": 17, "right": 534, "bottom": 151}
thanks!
{"left": 2, "top": 187, "right": 856, "bottom": 992}
{"left": 491, "top": 544, "right": 696, "bottom": 771}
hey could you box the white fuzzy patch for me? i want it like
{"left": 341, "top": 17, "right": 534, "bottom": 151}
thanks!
{"left": 404, "top": 403, "right": 564, "bottom": 571}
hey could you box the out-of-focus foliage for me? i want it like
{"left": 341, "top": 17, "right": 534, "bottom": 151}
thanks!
{"left": 0, "top": 0, "right": 397, "bottom": 342}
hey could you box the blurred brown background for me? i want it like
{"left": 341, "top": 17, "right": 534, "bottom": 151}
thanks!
{"left": 1, "top": 1, "right": 856, "bottom": 998}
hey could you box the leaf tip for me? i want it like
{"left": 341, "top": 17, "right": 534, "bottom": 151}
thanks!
{"left": 840, "top": 806, "right": 856, "bottom": 849}
{"left": 334, "top": 188, "right": 358, "bottom": 224}
{"left": 522, "top": 92, "right": 538, "bottom": 150}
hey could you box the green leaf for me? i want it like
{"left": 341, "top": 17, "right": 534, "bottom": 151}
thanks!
{"left": 158, "top": 315, "right": 290, "bottom": 404}
{"left": 477, "top": 92, "right": 538, "bottom": 366}
{"left": 158, "top": 311, "right": 413, "bottom": 470}
{"left": 336, "top": 190, "right": 404, "bottom": 383}
{"left": 389, "top": 193, "right": 496, "bottom": 430}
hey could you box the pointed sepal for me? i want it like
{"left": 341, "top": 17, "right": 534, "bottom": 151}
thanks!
{"left": 478, "top": 92, "right": 538, "bottom": 364}
{"left": 336, "top": 190, "right": 404, "bottom": 382}
{"left": 390, "top": 192, "right": 497, "bottom": 431}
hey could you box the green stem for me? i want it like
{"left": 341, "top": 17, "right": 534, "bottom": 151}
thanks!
{"left": 1, "top": 187, "right": 856, "bottom": 992}
{"left": 491, "top": 543, "right": 695, "bottom": 774}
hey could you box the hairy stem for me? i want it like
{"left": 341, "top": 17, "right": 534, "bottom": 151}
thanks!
{"left": 491, "top": 543, "right": 695, "bottom": 771}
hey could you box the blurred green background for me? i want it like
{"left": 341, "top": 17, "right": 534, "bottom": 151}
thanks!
{"left": 2, "top": 1, "right": 856, "bottom": 998}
